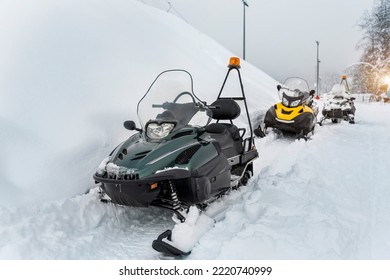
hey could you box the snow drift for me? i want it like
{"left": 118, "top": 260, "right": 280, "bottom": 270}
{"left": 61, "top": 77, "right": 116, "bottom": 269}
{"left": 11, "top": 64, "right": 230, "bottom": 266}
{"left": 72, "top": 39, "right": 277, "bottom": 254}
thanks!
{"left": 0, "top": 0, "right": 277, "bottom": 207}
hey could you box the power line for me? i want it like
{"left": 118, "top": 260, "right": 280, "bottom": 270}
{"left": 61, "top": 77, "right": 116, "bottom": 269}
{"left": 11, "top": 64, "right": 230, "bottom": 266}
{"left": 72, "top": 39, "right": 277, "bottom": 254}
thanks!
{"left": 167, "top": 2, "right": 188, "bottom": 23}
{"left": 137, "top": 0, "right": 188, "bottom": 23}
{"left": 152, "top": 0, "right": 165, "bottom": 10}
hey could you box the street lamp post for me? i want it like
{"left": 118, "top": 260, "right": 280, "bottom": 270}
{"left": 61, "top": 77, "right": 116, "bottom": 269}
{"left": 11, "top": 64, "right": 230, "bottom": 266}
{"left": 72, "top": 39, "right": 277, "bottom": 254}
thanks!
{"left": 315, "top": 40, "right": 320, "bottom": 95}
{"left": 242, "top": 0, "right": 249, "bottom": 60}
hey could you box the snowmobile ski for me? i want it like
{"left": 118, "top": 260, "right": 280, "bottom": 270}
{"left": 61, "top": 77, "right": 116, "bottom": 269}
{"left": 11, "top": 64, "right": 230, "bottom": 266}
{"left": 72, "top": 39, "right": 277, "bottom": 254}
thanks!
{"left": 152, "top": 230, "right": 191, "bottom": 256}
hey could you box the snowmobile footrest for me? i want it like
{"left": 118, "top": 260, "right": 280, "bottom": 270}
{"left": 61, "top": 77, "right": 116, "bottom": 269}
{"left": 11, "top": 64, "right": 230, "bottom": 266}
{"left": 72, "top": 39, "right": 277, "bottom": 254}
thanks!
{"left": 152, "top": 230, "right": 191, "bottom": 256}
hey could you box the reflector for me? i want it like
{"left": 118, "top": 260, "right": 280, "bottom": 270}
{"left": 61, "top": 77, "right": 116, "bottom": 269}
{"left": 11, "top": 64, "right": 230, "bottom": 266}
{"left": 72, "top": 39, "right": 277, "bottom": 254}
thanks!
{"left": 150, "top": 182, "right": 158, "bottom": 190}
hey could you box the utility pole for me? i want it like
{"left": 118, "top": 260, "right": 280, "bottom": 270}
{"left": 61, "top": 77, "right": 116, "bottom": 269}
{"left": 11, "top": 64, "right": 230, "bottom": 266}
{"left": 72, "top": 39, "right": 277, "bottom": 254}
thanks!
{"left": 315, "top": 40, "right": 320, "bottom": 95}
{"left": 242, "top": 0, "right": 249, "bottom": 60}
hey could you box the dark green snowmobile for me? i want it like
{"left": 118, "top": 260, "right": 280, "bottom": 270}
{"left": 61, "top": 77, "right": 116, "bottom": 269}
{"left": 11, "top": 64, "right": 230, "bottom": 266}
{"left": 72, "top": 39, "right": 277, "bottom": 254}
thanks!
{"left": 93, "top": 57, "right": 258, "bottom": 256}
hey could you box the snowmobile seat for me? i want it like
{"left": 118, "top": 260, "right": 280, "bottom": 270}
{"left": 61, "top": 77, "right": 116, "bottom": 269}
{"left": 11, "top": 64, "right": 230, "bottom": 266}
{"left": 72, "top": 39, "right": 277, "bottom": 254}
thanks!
{"left": 205, "top": 123, "right": 243, "bottom": 159}
{"left": 205, "top": 99, "right": 243, "bottom": 158}
{"left": 206, "top": 123, "right": 240, "bottom": 141}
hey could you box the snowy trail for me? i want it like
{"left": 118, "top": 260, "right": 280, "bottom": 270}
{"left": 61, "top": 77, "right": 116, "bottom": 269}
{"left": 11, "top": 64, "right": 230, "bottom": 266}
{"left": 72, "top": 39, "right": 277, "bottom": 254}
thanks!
{"left": 189, "top": 103, "right": 390, "bottom": 259}
{"left": 1, "top": 103, "right": 390, "bottom": 260}
{"left": 0, "top": 189, "right": 175, "bottom": 259}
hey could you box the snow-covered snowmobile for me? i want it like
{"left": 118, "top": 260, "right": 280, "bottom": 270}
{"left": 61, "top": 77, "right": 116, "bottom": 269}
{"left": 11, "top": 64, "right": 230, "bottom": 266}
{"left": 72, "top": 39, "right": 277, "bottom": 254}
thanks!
{"left": 256, "top": 77, "right": 318, "bottom": 139}
{"left": 319, "top": 75, "right": 356, "bottom": 125}
{"left": 93, "top": 57, "right": 258, "bottom": 256}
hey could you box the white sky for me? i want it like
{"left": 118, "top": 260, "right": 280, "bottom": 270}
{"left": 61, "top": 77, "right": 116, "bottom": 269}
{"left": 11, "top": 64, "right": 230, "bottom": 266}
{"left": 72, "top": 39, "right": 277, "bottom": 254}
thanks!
{"left": 165, "top": 0, "right": 375, "bottom": 83}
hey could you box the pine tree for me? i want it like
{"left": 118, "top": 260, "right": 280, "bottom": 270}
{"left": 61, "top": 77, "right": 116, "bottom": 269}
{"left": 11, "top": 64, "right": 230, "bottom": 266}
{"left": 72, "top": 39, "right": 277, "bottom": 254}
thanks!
{"left": 355, "top": 0, "right": 390, "bottom": 94}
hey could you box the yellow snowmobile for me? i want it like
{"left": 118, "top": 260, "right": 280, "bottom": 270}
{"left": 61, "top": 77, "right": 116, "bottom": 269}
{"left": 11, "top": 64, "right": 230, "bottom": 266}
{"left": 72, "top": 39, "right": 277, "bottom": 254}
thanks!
{"left": 256, "top": 77, "right": 318, "bottom": 139}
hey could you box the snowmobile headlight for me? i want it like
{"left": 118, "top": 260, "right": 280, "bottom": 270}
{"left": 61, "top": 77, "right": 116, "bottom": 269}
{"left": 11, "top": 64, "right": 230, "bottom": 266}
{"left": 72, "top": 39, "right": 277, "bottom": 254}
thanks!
{"left": 146, "top": 122, "right": 175, "bottom": 140}
{"left": 290, "top": 100, "right": 301, "bottom": 107}
{"left": 282, "top": 97, "right": 289, "bottom": 106}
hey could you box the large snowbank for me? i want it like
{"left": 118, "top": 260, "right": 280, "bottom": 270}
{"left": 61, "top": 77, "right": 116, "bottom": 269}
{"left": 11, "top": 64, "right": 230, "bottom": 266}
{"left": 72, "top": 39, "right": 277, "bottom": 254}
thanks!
{"left": 0, "top": 0, "right": 277, "bottom": 207}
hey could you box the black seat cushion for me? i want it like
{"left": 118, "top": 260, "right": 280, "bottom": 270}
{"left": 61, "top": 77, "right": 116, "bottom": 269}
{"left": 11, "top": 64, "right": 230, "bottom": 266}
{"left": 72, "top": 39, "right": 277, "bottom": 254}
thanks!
{"left": 205, "top": 123, "right": 243, "bottom": 158}
{"left": 205, "top": 123, "right": 227, "bottom": 134}
{"left": 223, "top": 124, "right": 241, "bottom": 141}
{"left": 205, "top": 123, "right": 240, "bottom": 140}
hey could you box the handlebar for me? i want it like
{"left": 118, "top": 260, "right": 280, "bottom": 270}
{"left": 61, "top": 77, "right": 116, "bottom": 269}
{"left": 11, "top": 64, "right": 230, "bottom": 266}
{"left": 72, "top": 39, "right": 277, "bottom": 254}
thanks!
{"left": 151, "top": 101, "right": 218, "bottom": 111}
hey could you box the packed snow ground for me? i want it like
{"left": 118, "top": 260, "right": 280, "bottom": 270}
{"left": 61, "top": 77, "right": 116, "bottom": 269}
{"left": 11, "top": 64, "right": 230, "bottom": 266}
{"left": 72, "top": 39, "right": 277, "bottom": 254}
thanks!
{"left": 1, "top": 0, "right": 390, "bottom": 260}
{"left": 1, "top": 102, "right": 389, "bottom": 259}
{"left": 192, "top": 102, "right": 390, "bottom": 260}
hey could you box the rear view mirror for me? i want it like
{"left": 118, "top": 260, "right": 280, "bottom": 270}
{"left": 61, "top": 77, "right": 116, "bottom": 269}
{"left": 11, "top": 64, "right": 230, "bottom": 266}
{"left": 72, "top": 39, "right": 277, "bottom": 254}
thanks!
{"left": 277, "top": 85, "right": 281, "bottom": 91}
{"left": 310, "top": 89, "right": 315, "bottom": 96}
{"left": 124, "top": 120, "right": 142, "bottom": 131}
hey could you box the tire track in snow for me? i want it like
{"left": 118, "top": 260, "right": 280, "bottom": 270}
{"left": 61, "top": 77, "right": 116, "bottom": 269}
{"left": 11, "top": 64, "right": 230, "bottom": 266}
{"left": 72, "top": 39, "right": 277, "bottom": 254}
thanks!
{"left": 191, "top": 104, "right": 390, "bottom": 259}
{"left": 0, "top": 188, "right": 175, "bottom": 259}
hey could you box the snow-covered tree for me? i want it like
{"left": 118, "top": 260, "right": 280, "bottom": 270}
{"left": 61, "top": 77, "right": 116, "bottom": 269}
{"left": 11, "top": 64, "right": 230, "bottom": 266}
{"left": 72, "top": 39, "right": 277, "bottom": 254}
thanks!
{"left": 355, "top": 0, "right": 390, "bottom": 93}
{"left": 320, "top": 71, "right": 342, "bottom": 93}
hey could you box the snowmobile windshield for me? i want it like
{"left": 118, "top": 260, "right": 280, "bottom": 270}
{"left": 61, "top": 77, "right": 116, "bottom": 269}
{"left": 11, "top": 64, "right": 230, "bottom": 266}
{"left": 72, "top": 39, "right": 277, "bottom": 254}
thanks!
{"left": 278, "top": 77, "right": 310, "bottom": 107}
{"left": 330, "top": 84, "right": 350, "bottom": 97}
{"left": 137, "top": 70, "right": 209, "bottom": 133}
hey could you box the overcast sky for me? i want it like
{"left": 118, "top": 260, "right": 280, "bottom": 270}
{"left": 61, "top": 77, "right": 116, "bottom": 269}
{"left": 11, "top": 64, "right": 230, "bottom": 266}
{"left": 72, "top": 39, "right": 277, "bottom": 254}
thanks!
{"left": 165, "top": 0, "right": 375, "bottom": 84}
